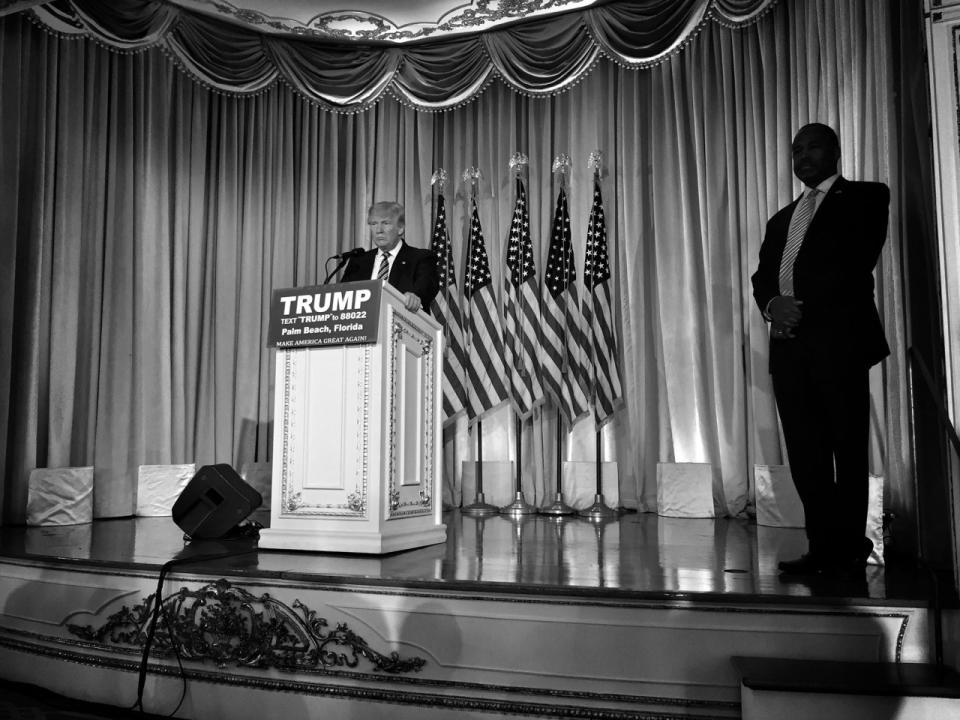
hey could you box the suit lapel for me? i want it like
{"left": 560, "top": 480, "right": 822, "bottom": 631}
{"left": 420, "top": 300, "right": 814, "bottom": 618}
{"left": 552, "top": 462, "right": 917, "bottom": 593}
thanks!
{"left": 390, "top": 242, "right": 410, "bottom": 284}
{"left": 802, "top": 176, "right": 846, "bottom": 238}
{"left": 358, "top": 249, "right": 377, "bottom": 277}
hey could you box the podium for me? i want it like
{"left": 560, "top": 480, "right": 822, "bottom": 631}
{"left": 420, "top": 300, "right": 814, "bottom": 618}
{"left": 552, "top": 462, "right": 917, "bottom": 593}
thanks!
{"left": 258, "top": 281, "right": 446, "bottom": 554}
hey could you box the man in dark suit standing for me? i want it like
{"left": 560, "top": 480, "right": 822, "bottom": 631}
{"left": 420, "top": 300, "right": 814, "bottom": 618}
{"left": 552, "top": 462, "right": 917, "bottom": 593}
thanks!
{"left": 751, "top": 123, "right": 890, "bottom": 579}
{"left": 342, "top": 201, "right": 439, "bottom": 314}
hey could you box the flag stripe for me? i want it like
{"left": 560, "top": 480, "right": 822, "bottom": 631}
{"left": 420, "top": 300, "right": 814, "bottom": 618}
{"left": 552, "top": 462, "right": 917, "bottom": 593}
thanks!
{"left": 541, "top": 184, "right": 591, "bottom": 423}
{"left": 429, "top": 193, "right": 468, "bottom": 423}
{"left": 463, "top": 197, "right": 510, "bottom": 420}
{"left": 583, "top": 177, "right": 622, "bottom": 425}
{"left": 503, "top": 177, "right": 544, "bottom": 418}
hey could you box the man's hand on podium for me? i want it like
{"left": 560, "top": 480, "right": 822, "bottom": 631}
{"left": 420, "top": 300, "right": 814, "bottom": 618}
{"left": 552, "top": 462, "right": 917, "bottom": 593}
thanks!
{"left": 403, "top": 292, "right": 422, "bottom": 313}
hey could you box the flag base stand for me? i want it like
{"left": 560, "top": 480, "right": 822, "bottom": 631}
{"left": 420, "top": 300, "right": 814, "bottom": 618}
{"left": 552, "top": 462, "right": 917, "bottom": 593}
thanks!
{"left": 578, "top": 494, "right": 618, "bottom": 521}
{"left": 462, "top": 493, "right": 500, "bottom": 517}
{"left": 500, "top": 491, "right": 538, "bottom": 516}
{"left": 539, "top": 492, "right": 576, "bottom": 516}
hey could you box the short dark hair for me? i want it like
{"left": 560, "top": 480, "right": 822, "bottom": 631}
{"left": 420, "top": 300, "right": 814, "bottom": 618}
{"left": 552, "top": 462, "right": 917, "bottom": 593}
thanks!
{"left": 795, "top": 123, "right": 840, "bottom": 151}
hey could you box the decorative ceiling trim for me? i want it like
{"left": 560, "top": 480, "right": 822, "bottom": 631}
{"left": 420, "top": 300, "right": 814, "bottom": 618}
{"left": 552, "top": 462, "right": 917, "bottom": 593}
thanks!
{"left": 0, "top": 0, "right": 44, "bottom": 15}
{"left": 21, "top": 0, "right": 781, "bottom": 112}
{"left": 168, "top": 0, "right": 601, "bottom": 44}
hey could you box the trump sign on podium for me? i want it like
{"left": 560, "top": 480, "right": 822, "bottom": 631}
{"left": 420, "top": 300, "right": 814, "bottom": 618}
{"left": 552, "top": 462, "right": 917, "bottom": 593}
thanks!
{"left": 267, "top": 280, "right": 382, "bottom": 348}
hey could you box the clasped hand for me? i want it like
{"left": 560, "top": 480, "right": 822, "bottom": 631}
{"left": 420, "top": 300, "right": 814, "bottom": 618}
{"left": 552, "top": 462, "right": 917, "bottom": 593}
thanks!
{"left": 768, "top": 295, "right": 802, "bottom": 338}
{"left": 403, "top": 292, "right": 422, "bottom": 313}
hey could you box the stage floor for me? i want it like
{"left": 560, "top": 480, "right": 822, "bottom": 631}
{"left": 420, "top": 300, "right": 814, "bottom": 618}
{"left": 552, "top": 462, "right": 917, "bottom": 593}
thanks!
{"left": 0, "top": 509, "right": 935, "bottom": 608}
{"left": 0, "top": 510, "right": 947, "bottom": 719}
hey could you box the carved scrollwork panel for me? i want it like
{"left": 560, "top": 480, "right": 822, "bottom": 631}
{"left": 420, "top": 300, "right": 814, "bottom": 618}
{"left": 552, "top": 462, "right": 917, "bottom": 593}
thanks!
{"left": 66, "top": 578, "right": 425, "bottom": 675}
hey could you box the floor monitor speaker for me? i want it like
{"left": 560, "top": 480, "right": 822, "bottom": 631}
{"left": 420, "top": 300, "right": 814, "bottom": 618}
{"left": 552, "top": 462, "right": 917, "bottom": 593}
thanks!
{"left": 172, "top": 464, "right": 262, "bottom": 539}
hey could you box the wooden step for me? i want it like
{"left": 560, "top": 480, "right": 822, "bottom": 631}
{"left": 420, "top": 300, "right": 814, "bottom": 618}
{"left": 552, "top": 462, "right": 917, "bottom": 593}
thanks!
{"left": 733, "top": 656, "right": 960, "bottom": 719}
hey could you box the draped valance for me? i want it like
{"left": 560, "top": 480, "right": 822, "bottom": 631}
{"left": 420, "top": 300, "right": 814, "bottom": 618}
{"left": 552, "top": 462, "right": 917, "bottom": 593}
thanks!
{"left": 10, "top": 0, "right": 778, "bottom": 111}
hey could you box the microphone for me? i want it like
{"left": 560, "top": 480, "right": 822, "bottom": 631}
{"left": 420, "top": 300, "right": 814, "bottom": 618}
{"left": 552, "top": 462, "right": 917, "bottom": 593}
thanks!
{"left": 322, "top": 247, "right": 366, "bottom": 284}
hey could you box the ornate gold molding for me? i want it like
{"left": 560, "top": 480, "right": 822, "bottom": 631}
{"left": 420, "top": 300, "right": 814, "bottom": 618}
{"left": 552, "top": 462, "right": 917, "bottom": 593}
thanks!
{"left": 66, "top": 578, "right": 425, "bottom": 674}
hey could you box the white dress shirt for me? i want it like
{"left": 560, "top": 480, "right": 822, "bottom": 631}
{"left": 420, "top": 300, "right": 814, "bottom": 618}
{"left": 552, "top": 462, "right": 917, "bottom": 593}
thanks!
{"left": 369, "top": 242, "right": 402, "bottom": 281}
{"left": 789, "top": 172, "right": 838, "bottom": 226}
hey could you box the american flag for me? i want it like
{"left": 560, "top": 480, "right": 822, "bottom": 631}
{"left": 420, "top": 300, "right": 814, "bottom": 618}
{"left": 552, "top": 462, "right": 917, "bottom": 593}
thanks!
{"left": 463, "top": 197, "right": 510, "bottom": 420}
{"left": 583, "top": 176, "right": 622, "bottom": 425}
{"left": 429, "top": 193, "right": 468, "bottom": 423}
{"left": 541, "top": 186, "right": 591, "bottom": 423}
{"left": 503, "top": 177, "right": 544, "bottom": 419}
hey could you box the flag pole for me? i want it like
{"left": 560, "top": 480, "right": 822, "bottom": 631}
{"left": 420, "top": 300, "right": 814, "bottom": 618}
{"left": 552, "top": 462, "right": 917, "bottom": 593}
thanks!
{"left": 541, "top": 156, "right": 576, "bottom": 517}
{"left": 510, "top": 509, "right": 526, "bottom": 585}
{"left": 431, "top": 170, "right": 451, "bottom": 353}
{"left": 541, "top": 407, "right": 575, "bottom": 516}
{"left": 501, "top": 412, "right": 536, "bottom": 516}
{"left": 579, "top": 153, "right": 617, "bottom": 521}
{"left": 592, "top": 514, "right": 609, "bottom": 587}
{"left": 461, "top": 167, "right": 498, "bottom": 517}
{"left": 580, "top": 428, "right": 616, "bottom": 520}
{"left": 463, "top": 419, "right": 498, "bottom": 516}
{"left": 500, "top": 156, "right": 537, "bottom": 517}
{"left": 473, "top": 508, "right": 489, "bottom": 581}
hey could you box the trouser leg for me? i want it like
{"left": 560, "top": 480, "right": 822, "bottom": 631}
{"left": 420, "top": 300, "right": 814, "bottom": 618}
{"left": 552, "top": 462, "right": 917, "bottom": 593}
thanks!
{"left": 823, "top": 367, "right": 871, "bottom": 560}
{"left": 771, "top": 361, "right": 835, "bottom": 558}
{"left": 773, "top": 356, "right": 872, "bottom": 563}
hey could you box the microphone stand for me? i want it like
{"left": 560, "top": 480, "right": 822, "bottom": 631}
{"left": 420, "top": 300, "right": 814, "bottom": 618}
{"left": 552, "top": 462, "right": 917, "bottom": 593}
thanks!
{"left": 323, "top": 255, "right": 350, "bottom": 284}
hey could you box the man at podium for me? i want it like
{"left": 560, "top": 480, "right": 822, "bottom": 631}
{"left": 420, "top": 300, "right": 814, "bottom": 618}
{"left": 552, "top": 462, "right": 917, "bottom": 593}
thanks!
{"left": 342, "top": 201, "right": 439, "bottom": 314}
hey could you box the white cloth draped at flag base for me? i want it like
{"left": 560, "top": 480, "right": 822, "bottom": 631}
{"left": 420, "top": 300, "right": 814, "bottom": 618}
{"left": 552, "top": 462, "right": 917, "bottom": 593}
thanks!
{"left": 26, "top": 467, "right": 94, "bottom": 526}
{"left": 136, "top": 464, "right": 195, "bottom": 517}
{"left": 563, "top": 461, "right": 619, "bottom": 510}
{"left": 461, "top": 461, "right": 515, "bottom": 508}
{"left": 656, "top": 462, "right": 721, "bottom": 518}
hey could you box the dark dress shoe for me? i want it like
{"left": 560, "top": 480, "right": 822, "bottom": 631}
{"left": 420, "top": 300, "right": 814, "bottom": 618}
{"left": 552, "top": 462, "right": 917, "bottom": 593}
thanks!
{"left": 824, "top": 538, "right": 874, "bottom": 578}
{"left": 821, "top": 557, "right": 868, "bottom": 581}
{"left": 778, "top": 553, "right": 824, "bottom": 576}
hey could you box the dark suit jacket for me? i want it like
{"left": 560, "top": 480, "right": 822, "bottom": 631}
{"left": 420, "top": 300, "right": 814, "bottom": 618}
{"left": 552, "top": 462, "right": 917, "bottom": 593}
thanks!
{"left": 341, "top": 242, "right": 440, "bottom": 313}
{"left": 751, "top": 177, "right": 890, "bottom": 377}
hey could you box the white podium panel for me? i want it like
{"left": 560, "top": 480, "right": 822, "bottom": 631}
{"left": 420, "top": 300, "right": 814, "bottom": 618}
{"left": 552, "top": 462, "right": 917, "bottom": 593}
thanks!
{"left": 259, "top": 284, "right": 446, "bottom": 554}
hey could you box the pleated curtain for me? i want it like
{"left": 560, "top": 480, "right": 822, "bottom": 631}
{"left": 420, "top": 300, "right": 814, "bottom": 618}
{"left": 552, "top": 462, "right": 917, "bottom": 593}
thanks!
{"left": 0, "top": 0, "right": 910, "bottom": 527}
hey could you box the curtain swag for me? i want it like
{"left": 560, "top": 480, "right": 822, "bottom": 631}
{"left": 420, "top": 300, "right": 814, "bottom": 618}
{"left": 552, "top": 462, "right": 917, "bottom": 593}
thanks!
{"left": 16, "top": 0, "right": 779, "bottom": 111}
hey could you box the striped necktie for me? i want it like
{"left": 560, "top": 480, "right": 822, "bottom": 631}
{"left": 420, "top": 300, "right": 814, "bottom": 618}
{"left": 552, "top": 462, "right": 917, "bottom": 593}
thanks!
{"left": 778, "top": 188, "right": 819, "bottom": 297}
{"left": 377, "top": 252, "right": 390, "bottom": 281}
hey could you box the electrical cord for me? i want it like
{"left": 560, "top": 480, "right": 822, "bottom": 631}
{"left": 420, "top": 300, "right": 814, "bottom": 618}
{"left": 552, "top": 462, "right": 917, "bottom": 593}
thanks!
{"left": 132, "top": 537, "right": 258, "bottom": 716}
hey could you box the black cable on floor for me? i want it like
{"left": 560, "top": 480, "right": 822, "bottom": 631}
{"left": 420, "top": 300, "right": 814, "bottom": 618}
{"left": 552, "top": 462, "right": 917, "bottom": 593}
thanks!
{"left": 132, "top": 537, "right": 258, "bottom": 716}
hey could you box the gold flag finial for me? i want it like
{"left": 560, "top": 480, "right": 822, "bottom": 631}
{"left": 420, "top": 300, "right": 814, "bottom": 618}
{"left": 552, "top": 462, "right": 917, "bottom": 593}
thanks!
{"left": 431, "top": 168, "right": 448, "bottom": 190}
{"left": 588, "top": 151, "right": 603, "bottom": 175}
{"left": 509, "top": 152, "right": 529, "bottom": 171}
